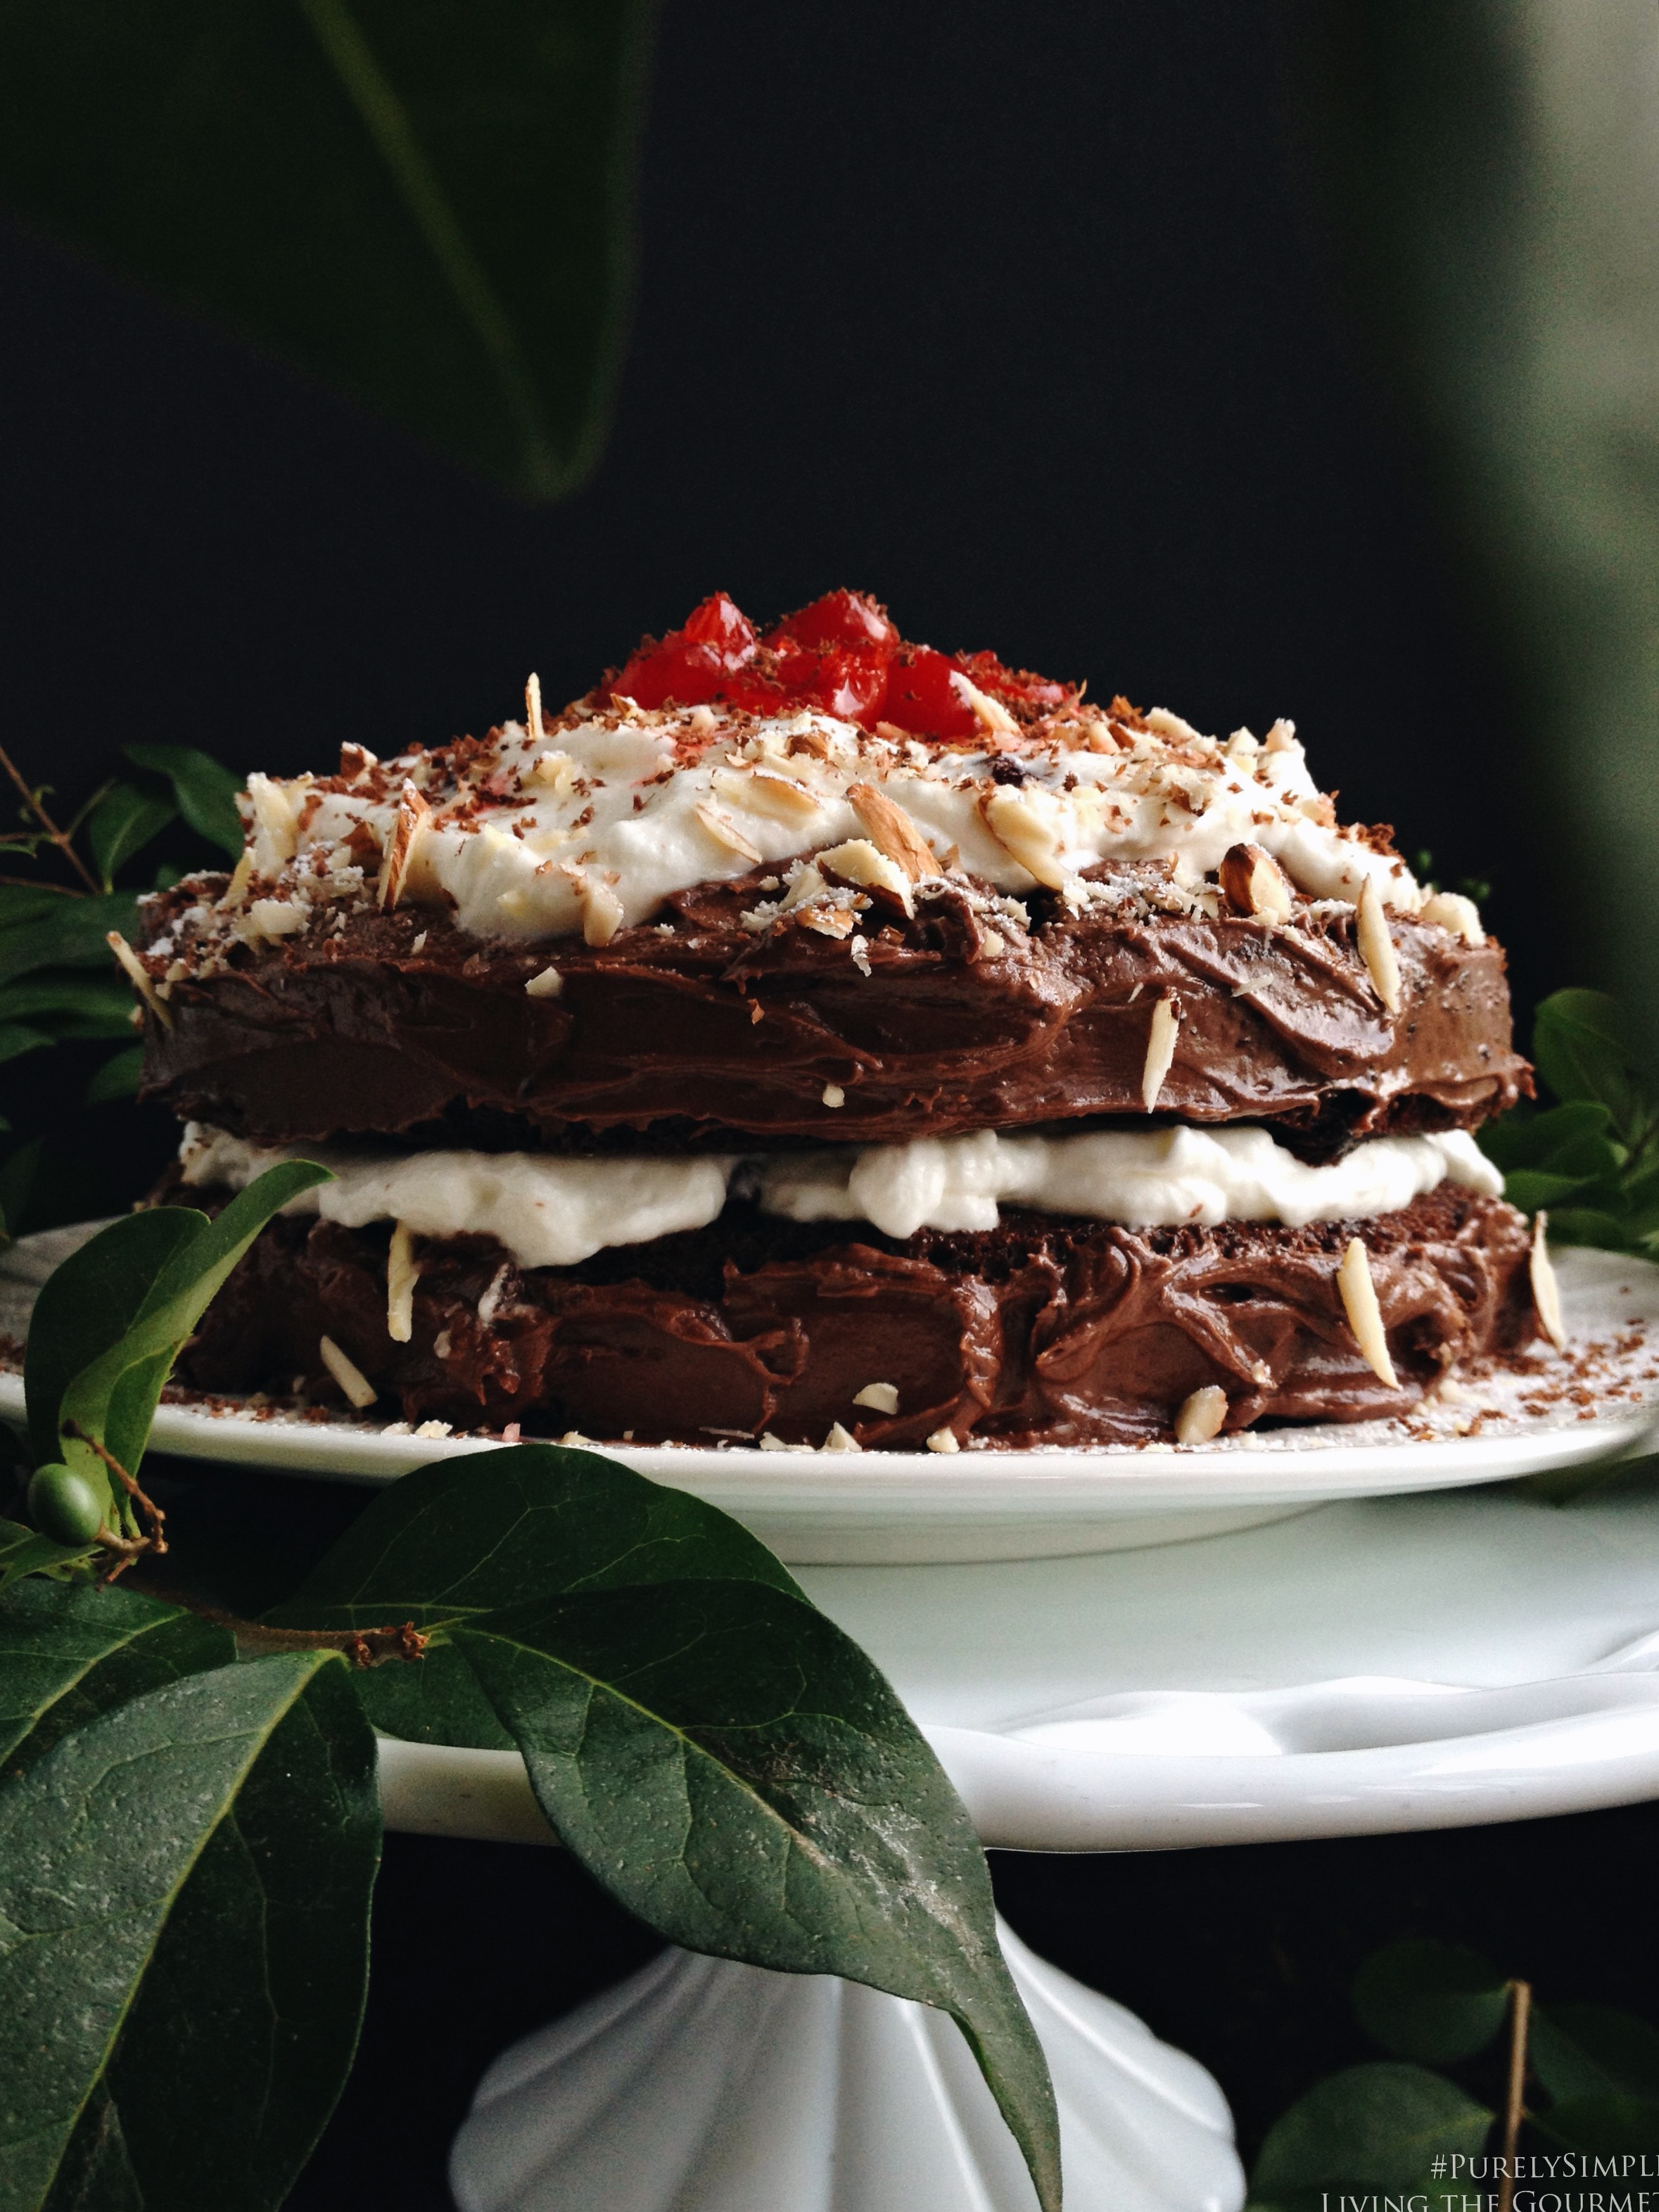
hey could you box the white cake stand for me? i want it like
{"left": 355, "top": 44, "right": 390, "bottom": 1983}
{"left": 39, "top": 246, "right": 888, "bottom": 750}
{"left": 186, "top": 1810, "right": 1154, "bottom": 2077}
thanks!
{"left": 390, "top": 1473, "right": 1659, "bottom": 2211}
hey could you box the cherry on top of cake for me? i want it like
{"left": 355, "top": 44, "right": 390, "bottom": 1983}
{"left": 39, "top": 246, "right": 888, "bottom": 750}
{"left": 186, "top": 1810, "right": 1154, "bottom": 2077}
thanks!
{"left": 609, "top": 589, "right": 1077, "bottom": 742}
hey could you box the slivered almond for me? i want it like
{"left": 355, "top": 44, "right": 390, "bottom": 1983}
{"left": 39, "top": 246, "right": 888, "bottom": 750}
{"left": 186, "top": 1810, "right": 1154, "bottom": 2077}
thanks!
{"left": 524, "top": 965, "right": 563, "bottom": 998}
{"left": 694, "top": 802, "right": 763, "bottom": 864}
{"left": 582, "top": 879, "right": 625, "bottom": 946}
{"left": 1140, "top": 994, "right": 1179, "bottom": 1111}
{"left": 740, "top": 769, "right": 822, "bottom": 820}
{"left": 378, "top": 782, "right": 431, "bottom": 910}
{"left": 1336, "top": 1236, "right": 1398, "bottom": 1387}
{"left": 525, "top": 670, "right": 543, "bottom": 737}
{"left": 979, "top": 786, "right": 1067, "bottom": 889}
{"left": 848, "top": 782, "right": 938, "bottom": 881}
{"left": 319, "top": 1335, "right": 378, "bottom": 1410}
{"left": 950, "top": 673, "right": 1019, "bottom": 737}
{"left": 1218, "top": 842, "right": 1294, "bottom": 924}
{"left": 802, "top": 908, "right": 856, "bottom": 940}
{"left": 926, "top": 1426, "right": 960, "bottom": 1453}
{"left": 820, "top": 1422, "right": 860, "bottom": 1453}
{"left": 222, "top": 849, "right": 255, "bottom": 908}
{"left": 1174, "top": 1384, "right": 1228, "bottom": 1444}
{"left": 853, "top": 1382, "right": 900, "bottom": 1415}
{"left": 1420, "top": 890, "right": 1485, "bottom": 946}
{"left": 107, "top": 932, "right": 174, "bottom": 1029}
{"left": 1530, "top": 1212, "right": 1567, "bottom": 1351}
{"left": 818, "top": 837, "right": 913, "bottom": 913}
{"left": 386, "top": 1222, "right": 419, "bottom": 1345}
{"left": 1355, "top": 877, "right": 1401, "bottom": 1015}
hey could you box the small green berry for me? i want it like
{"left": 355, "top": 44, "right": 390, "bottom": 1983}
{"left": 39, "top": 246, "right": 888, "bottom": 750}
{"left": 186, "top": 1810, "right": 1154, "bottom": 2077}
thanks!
{"left": 27, "top": 1463, "right": 106, "bottom": 1549}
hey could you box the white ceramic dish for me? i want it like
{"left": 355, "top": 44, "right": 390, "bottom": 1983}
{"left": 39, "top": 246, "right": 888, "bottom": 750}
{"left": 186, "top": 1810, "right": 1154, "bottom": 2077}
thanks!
{"left": 383, "top": 1473, "right": 1659, "bottom": 1852}
{"left": 4, "top": 1226, "right": 1657, "bottom": 1563}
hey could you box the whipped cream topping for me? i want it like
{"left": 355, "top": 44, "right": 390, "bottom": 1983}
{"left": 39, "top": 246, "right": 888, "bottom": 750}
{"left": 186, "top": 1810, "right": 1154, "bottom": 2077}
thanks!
{"left": 164, "top": 689, "right": 1440, "bottom": 960}
{"left": 179, "top": 1124, "right": 1501, "bottom": 1269}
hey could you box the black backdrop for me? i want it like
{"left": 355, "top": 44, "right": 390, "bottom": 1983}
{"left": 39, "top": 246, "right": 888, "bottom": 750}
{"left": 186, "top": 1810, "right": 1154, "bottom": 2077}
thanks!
{"left": 1, "top": 3, "right": 1644, "bottom": 2201}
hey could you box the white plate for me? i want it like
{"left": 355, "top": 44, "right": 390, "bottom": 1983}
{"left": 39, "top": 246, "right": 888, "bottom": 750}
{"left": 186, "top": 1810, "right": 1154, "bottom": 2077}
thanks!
{"left": 383, "top": 1473, "right": 1659, "bottom": 1851}
{"left": 4, "top": 1226, "right": 1657, "bottom": 1563}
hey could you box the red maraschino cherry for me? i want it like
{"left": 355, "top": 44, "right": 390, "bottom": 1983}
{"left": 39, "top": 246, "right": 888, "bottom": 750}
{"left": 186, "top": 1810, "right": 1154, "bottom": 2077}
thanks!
{"left": 610, "top": 590, "right": 1072, "bottom": 737}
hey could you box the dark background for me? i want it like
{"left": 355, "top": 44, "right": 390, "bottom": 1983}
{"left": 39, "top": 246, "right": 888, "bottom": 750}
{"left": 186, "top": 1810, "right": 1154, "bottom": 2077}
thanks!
{"left": 1, "top": 2, "right": 1641, "bottom": 2201}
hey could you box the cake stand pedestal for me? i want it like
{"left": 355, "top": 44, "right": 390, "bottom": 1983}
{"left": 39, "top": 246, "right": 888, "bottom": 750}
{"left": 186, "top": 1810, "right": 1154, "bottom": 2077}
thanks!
{"left": 389, "top": 1475, "right": 1659, "bottom": 2210}
{"left": 447, "top": 1921, "right": 1241, "bottom": 2212}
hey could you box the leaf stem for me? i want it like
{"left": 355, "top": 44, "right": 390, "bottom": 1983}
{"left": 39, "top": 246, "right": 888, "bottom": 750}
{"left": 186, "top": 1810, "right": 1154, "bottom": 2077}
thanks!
{"left": 64, "top": 1423, "right": 167, "bottom": 1557}
{"left": 1497, "top": 1976, "right": 1531, "bottom": 2212}
{"left": 139, "top": 1584, "right": 428, "bottom": 1668}
{"left": 0, "top": 742, "right": 100, "bottom": 894}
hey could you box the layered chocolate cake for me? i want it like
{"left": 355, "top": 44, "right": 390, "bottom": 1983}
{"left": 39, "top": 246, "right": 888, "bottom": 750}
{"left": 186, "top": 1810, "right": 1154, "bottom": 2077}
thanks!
{"left": 123, "top": 590, "right": 1544, "bottom": 1448}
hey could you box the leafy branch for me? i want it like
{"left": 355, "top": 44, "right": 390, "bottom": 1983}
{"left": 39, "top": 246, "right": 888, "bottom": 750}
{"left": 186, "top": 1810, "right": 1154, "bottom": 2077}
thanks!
{"left": 1480, "top": 989, "right": 1659, "bottom": 1252}
{"left": 0, "top": 738, "right": 244, "bottom": 1244}
{"left": 0, "top": 1171, "right": 1060, "bottom": 2212}
{"left": 1247, "top": 1937, "right": 1659, "bottom": 2206}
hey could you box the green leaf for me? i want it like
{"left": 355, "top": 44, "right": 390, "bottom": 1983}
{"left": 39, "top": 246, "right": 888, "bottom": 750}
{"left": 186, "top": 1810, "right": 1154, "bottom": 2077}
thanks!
{"left": 1543, "top": 1207, "right": 1635, "bottom": 1250}
{"left": 270, "top": 1442, "right": 808, "bottom": 1748}
{"left": 0, "top": 1520, "right": 91, "bottom": 1593}
{"left": 0, "top": 971, "right": 136, "bottom": 1034}
{"left": 1534, "top": 991, "right": 1648, "bottom": 1135}
{"left": 1530, "top": 2002, "right": 1659, "bottom": 2106}
{"left": 0, "top": 1577, "right": 231, "bottom": 1774}
{"left": 1504, "top": 1169, "right": 1601, "bottom": 1213}
{"left": 1479, "top": 1097, "right": 1616, "bottom": 1173}
{"left": 85, "top": 1045, "right": 146, "bottom": 1103}
{"left": 86, "top": 782, "right": 177, "bottom": 890}
{"left": 25, "top": 1167, "right": 331, "bottom": 1523}
{"left": 1531, "top": 2095, "right": 1659, "bottom": 2154}
{"left": 457, "top": 1579, "right": 1061, "bottom": 2212}
{"left": 0, "top": 1651, "right": 379, "bottom": 2212}
{"left": 1352, "top": 1938, "right": 1511, "bottom": 2062}
{"left": 0, "top": 891, "right": 140, "bottom": 986}
{"left": 0, "top": 1022, "right": 50, "bottom": 1067}
{"left": 0, "top": 0, "right": 657, "bottom": 500}
{"left": 1251, "top": 2063, "right": 1493, "bottom": 2199}
{"left": 123, "top": 744, "right": 246, "bottom": 859}
{"left": 24, "top": 1208, "right": 203, "bottom": 1473}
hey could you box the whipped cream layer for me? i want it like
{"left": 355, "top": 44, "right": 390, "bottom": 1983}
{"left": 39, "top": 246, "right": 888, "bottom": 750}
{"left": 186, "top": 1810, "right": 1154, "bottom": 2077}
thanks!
{"left": 179, "top": 1124, "right": 1501, "bottom": 1271}
{"left": 174, "top": 694, "right": 1441, "bottom": 960}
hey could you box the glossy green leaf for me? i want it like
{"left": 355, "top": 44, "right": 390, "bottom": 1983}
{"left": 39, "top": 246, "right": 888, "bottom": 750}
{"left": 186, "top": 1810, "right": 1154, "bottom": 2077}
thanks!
{"left": 85, "top": 1045, "right": 146, "bottom": 1103}
{"left": 1533, "top": 992, "right": 1647, "bottom": 1134}
{"left": 1352, "top": 1938, "right": 1510, "bottom": 2062}
{"left": 24, "top": 1207, "right": 201, "bottom": 1471}
{"left": 1480, "top": 1098, "right": 1616, "bottom": 1172}
{"left": 0, "top": 1518, "right": 90, "bottom": 1593}
{"left": 0, "top": 971, "right": 136, "bottom": 1034}
{"left": 0, "top": 1651, "right": 379, "bottom": 2212}
{"left": 0, "top": 891, "right": 141, "bottom": 986}
{"left": 1251, "top": 2063, "right": 1493, "bottom": 2199}
{"left": 271, "top": 1442, "right": 807, "bottom": 1748}
{"left": 25, "top": 1168, "right": 330, "bottom": 1527}
{"left": 1532, "top": 2095, "right": 1659, "bottom": 2154}
{"left": 1504, "top": 1169, "right": 1603, "bottom": 1214}
{"left": 0, "top": 0, "right": 656, "bottom": 499}
{"left": 0, "top": 1577, "right": 231, "bottom": 1772}
{"left": 0, "top": 1022, "right": 49, "bottom": 1067}
{"left": 124, "top": 744, "right": 246, "bottom": 859}
{"left": 87, "top": 782, "right": 177, "bottom": 889}
{"left": 1530, "top": 2002, "right": 1659, "bottom": 2106}
{"left": 1544, "top": 1207, "right": 1635, "bottom": 1250}
{"left": 457, "top": 1579, "right": 1061, "bottom": 2212}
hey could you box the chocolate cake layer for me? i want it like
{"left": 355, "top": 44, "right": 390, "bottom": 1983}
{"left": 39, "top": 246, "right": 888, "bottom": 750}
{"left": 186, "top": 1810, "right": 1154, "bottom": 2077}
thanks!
{"left": 175, "top": 1186, "right": 1536, "bottom": 1448}
{"left": 137, "top": 861, "right": 1526, "bottom": 1157}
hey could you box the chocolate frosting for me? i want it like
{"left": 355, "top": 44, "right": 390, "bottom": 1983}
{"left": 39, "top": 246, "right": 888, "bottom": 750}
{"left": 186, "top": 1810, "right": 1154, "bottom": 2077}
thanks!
{"left": 139, "top": 862, "right": 1527, "bottom": 1157}
{"left": 177, "top": 1186, "right": 1536, "bottom": 1449}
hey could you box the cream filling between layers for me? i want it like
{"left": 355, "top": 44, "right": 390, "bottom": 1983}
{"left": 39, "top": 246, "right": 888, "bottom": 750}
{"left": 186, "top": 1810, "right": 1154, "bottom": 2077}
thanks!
{"left": 179, "top": 1124, "right": 1503, "bottom": 1273}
